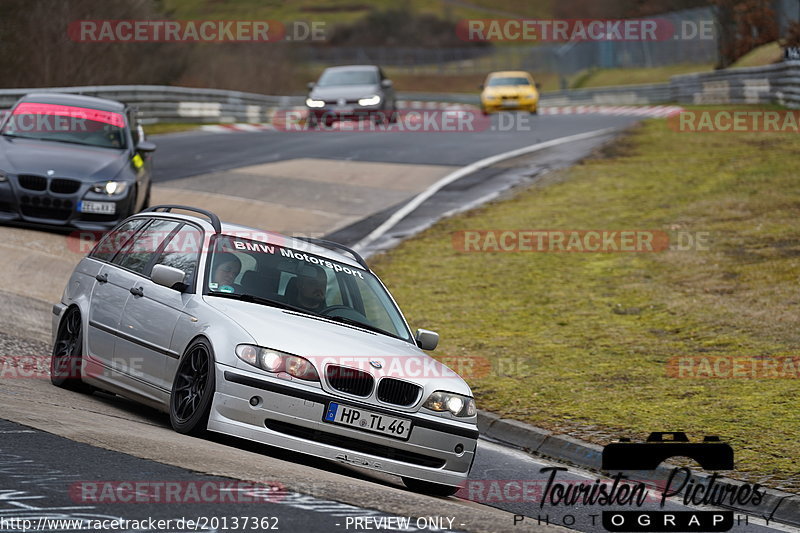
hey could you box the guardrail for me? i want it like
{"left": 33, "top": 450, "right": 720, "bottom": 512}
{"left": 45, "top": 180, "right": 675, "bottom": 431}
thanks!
{"left": 671, "top": 60, "right": 800, "bottom": 107}
{"left": 0, "top": 62, "right": 797, "bottom": 126}
{"left": 0, "top": 85, "right": 304, "bottom": 124}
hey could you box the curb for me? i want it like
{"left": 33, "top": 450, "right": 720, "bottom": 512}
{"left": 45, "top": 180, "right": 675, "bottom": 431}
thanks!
{"left": 478, "top": 410, "right": 800, "bottom": 527}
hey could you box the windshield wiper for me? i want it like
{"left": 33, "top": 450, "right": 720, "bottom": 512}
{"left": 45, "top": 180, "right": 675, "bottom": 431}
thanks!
{"left": 0, "top": 134, "right": 120, "bottom": 149}
{"left": 321, "top": 315, "right": 400, "bottom": 339}
{"left": 206, "top": 291, "right": 313, "bottom": 315}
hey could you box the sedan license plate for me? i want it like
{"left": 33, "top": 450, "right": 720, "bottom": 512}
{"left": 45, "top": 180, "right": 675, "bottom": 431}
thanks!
{"left": 501, "top": 100, "right": 518, "bottom": 107}
{"left": 324, "top": 402, "right": 412, "bottom": 440}
{"left": 79, "top": 201, "right": 116, "bottom": 214}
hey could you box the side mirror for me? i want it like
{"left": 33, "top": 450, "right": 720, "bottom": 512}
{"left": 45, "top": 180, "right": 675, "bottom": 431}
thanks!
{"left": 535, "top": 82, "right": 542, "bottom": 90}
{"left": 478, "top": 84, "right": 484, "bottom": 90}
{"left": 152, "top": 264, "right": 187, "bottom": 291}
{"left": 136, "top": 140, "right": 156, "bottom": 153}
{"left": 380, "top": 79, "right": 393, "bottom": 88}
{"left": 307, "top": 81, "right": 315, "bottom": 91}
{"left": 415, "top": 329, "right": 439, "bottom": 351}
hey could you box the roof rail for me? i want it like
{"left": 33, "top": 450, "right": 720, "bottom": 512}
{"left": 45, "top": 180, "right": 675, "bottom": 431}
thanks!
{"left": 143, "top": 205, "right": 222, "bottom": 233}
{"left": 294, "top": 237, "right": 370, "bottom": 271}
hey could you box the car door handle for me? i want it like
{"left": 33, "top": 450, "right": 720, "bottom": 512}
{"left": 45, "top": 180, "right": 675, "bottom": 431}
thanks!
{"left": 130, "top": 286, "right": 144, "bottom": 297}
{"left": 95, "top": 273, "right": 108, "bottom": 283}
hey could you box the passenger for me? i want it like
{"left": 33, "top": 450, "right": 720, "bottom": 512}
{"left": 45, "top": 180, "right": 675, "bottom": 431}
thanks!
{"left": 211, "top": 254, "right": 241, "bottom": 292}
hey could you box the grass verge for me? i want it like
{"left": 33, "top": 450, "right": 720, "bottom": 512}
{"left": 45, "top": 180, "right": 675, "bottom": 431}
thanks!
{"left": 369, "top": 111, "right": 800, "bottom": 491}
{"left": 144, "top": 122, "right": 208, "bottom": 135}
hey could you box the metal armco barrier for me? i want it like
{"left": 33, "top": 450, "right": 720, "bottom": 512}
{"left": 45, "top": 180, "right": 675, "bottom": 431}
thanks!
{"left": 0, "top": 85, "right": 304, "bottom": 124}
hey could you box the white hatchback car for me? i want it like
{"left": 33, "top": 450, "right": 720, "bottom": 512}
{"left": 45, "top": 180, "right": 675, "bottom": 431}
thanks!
{"left": 51, "top": 205, "right": 478, "bottom": 495}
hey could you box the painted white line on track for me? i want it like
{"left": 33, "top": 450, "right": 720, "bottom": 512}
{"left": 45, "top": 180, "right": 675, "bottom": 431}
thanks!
{"left": 353, "top": 127, "right": 618, "bottom": 255}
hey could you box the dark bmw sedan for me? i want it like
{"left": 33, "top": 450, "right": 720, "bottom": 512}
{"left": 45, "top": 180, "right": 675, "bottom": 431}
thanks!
{"left": 305, "top": 65, "right": 397, "bottom": 127}
{"left": 0, "top": 92, "right": 155, "bottom": 230}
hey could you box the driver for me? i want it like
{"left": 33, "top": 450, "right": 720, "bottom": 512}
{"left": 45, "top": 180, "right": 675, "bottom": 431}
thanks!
{"left": 295, "top": 264, "right": 327, "bottom": 311}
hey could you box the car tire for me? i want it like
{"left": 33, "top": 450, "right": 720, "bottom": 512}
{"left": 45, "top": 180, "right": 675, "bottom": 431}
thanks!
{"left": 142, "top": 182, "right": 152, "bottom": 210}
{"left": 170, "top": 338, "right": 216, "bottom": 435}
{"left": 121, "top": 185, "right": 138, "bottom": 219}
{"left": 401, "top": 476, "right": 460, "bottom": 497}
{"left": 50, "top": 307, "right": 91, "bottom": 392}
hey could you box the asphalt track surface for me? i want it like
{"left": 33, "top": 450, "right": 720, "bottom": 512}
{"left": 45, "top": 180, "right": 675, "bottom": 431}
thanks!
{"left": 0, "top": 112, "right": 790, "bottom": 532}
{"left": 151, "top": 114, "right": 639, "bottom": 181}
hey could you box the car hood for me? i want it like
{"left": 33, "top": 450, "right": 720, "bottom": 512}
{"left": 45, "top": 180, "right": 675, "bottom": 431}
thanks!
{"left": 0, "top": 136, "right": 128, "bottom": 180}
{"left": 310, "top": 84, "right": 382, "bottom": 101}
{"left": 205, "top": 296, "right": 472, "bottom": 396}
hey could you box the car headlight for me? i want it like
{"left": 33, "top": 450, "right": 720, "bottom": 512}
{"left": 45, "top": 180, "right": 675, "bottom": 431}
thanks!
{"left": 235, "top": 344, "right": 320, "bottom": 381}
{"left": 91, "top": 181, "right": 128, "bottom": 196}
{"left": 0, "top": 171, "right": 7, "bottom": 182}
{"left": 423, "top": 391, "right": 476, "bottom": 417}
{"left": 306, "top": 98, "right": 325, "bottom": 108}
{"left": 483, "top": 95, "right": 498, "bottom": 101}
{"left": 358, "top": 95, "right": 381, "bottom": 106}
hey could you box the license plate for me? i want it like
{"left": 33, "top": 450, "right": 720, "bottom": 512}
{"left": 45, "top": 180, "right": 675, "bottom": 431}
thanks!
{"left": 501, "top": 100, "right": 518, "bottom": 107}
{"left": 323, "top": 402, "right": 412, "bottom": 440}
{"left": 79, "top": 201, "right": 116, "bottom": 214}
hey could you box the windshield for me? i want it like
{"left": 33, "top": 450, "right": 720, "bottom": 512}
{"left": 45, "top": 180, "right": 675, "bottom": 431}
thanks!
{"left": 205, "top": 236, "right": 412, "bottom": 342}
{"left": 487, "top": 77, "right": 531, "bottom": 87}
{"left": 317, "top": 69, "right": 378, "bottom": 87}
{"left": 1, "top": 102, "right": 127, "bottom": 149}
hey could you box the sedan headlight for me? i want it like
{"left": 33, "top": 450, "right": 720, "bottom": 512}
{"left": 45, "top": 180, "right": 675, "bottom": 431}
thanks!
{"left": 357, "top": 95, "right": 381, "bottom": 106}
{"left": 305, "top": 98, "right": 325, "bottom": 108}
{"left": 235, "top": 344, "right": 319, "bottom": 381}
{"left": 91, "top": 181, "right": 128, "bottom": 196}
{"left": 0, "top": 171, "right": 7, "bottom": 182}
{"left": 423, "top": 391, "right": 476, "bottom": 417}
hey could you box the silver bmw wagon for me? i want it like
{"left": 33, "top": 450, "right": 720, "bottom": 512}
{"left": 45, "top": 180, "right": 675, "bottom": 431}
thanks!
{"left": 51, "top": 205, "right": 478, "bottom": 495}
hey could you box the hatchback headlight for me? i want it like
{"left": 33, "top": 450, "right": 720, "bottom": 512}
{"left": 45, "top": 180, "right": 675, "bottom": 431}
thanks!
{"left": 306, "top": 98, "right": 325, "bottom": 108}
{"left": 91, "top": 181, "right": 127, "bottom": 196}
{"left": 235, "top": 344, "right": 319, "bottom": 381}
{"left": 0, "top": 171, "right": 7, "bottom": 182}
{"left": 423, "top": 391, "right": 476, "bottom": 417}
{"left": 358, "top": 95, "right": 381, "bottom": 106}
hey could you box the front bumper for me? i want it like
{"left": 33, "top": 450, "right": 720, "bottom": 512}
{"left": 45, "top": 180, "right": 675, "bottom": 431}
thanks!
{"left": 0, "top": 177, "right": 134, "bottom": 230}
{"left": 210, "top": 366, "right": 478, "bottom": 487}
{"left": 307, "top": 106, "right": 389, "bottom": 124}
{"left": 481, "top": 99, "right": 538, "bottom": 113}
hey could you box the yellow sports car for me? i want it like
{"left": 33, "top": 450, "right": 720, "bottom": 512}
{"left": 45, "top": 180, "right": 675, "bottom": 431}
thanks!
{"left": 479, "top": 71, "right": 540, "bottom": 115}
